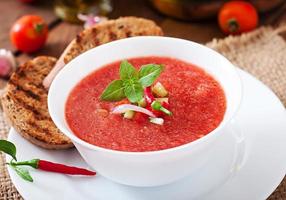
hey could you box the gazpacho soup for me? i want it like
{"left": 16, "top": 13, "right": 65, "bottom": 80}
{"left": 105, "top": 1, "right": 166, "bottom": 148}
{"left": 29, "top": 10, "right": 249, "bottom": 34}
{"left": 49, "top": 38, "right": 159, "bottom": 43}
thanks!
{"left": 65, "top": 57, "right": 226, "bottom": 152}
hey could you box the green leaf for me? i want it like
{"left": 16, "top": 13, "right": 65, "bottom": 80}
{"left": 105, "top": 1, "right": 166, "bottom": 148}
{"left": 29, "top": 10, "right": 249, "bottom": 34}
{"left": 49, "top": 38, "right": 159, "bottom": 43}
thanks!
{"left": 124, "top": 81, "right": 143, "bottom": 103}
{"left": 11, "top": 165, "right": 33, "bottom": 182}
{"left": 120, "top": 60, "right": 138, "bottom": 80}
{"left": 0, "top": 140, "right": 17, "bottom": 161}
{"left": 139, "top": 64, "right": 164, "bottom": 87}
{"left": 100, "top": 80, "right": 125, "bottom": 101}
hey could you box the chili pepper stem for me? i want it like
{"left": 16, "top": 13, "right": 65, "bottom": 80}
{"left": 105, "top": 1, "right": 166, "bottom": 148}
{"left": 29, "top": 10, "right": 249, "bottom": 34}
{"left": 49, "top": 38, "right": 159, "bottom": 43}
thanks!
{"left": 10, "top": 159, "right": 39, "bottom": 168}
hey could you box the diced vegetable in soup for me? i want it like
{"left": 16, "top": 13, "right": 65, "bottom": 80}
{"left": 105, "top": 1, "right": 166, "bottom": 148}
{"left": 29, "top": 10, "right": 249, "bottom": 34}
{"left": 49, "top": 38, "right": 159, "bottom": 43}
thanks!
{"left": 65, "top": 57, "right": 226, "bottom": 152}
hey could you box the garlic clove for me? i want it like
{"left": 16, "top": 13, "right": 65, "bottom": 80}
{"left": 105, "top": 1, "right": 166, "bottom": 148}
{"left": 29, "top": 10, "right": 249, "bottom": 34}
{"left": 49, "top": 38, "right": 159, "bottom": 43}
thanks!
{"left": 0, "top": 49, "right": 16, "bottom": 78}
{"left": 78, "top": 14, "right": 108, "bottom": 29}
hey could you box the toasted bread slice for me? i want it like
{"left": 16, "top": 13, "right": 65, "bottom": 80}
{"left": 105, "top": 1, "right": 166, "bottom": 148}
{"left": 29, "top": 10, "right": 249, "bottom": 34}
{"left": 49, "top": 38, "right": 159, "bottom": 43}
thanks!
{"left": 43, "top": 17, "right": 163, "bottom": 88}
{"left": 1, "top": 56, "right": 73, "bottom": 149}
{"left": 64, "top": 17, "right": 163, "bottom": 63}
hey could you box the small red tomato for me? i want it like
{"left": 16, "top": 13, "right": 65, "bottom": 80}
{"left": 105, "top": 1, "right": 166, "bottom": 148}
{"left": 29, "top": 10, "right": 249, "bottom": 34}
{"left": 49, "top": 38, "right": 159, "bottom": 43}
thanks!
{"left": 218, "top": 1, "right": 258, "bottom": 35}
{"left": 10, "top": 15, "right": 48, "bottom": 53}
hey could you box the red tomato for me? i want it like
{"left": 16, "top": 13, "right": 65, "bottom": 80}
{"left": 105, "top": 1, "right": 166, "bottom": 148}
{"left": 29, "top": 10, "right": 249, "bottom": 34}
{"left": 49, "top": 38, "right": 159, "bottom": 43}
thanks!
{"left": 133, "top": 112, "right": 149, "bottom": 123}
{"left": 10, "top": 15, "right": 48, "bottom": 53}
{"left": 218, "top": 1, "right": 258, "bottom": 35}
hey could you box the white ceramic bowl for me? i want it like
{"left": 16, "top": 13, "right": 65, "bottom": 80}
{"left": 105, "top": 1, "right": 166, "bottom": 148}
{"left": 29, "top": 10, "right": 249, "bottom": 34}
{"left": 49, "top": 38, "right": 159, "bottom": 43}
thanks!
{"left": 48, "top": 36, "right": 242, "bottom": 187}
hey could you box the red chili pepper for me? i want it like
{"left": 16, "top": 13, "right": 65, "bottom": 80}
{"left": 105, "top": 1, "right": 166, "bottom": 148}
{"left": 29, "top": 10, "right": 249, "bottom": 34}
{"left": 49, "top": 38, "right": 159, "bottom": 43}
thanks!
{"left": 37, "top": 160, "right": 96, "bottom": 175}
{"left": 144, "top": 87, "right": 155, "bottom": 105}
{"left": 143, "top": 87, "right": 172, "bottom": 117}
{"left": 12, "top": 159, "right": 96, "bottom": 176}
{"left": 162, "top": 101, "right": 170, "bottom": 110}
{"left": 144, "top": 87, "right": 160, "bottom": 116}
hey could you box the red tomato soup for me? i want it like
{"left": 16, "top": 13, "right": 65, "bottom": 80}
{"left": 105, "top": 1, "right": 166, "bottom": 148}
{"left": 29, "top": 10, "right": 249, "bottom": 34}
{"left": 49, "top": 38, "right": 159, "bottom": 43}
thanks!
{"left": 65, "top": 57, "right": 226, "bottom": 152}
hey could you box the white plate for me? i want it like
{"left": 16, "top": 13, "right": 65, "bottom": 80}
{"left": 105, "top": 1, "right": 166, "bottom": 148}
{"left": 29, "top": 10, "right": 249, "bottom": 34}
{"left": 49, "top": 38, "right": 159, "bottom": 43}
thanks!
{"left": 7, "top": 69, "right": 286, "bottom": 200}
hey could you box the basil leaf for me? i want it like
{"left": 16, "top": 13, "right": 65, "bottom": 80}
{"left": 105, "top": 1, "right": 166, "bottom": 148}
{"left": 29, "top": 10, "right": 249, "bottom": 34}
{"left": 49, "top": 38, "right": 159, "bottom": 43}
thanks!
{"left": 100, "top": 80, "right": 125, "bottom": 101}
{"left": 124, "top": 81, "right": 143, "bottom": 103}
{"left": 0, "top": 140, "right": 17, "bottom": 161}
{"left": 139, "top": 64, "right": 164, "bottom": 87}
{"left": 11, "top": 165, "right": 33, "bottom": 182}
{"left": 120, "top": 60, "right": 138, "bottom": 80}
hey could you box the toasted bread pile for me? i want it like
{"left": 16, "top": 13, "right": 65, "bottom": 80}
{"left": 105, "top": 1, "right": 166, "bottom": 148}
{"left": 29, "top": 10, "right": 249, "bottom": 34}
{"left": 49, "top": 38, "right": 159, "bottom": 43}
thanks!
{"left": 1, "top": 17, "right": 163, "bottom": 149}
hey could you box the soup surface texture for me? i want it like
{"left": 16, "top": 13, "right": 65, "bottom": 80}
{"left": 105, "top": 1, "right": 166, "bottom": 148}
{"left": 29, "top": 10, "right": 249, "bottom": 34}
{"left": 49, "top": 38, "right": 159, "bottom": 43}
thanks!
{"left": 65, "top": 57, "right": 226, "bottom": 152}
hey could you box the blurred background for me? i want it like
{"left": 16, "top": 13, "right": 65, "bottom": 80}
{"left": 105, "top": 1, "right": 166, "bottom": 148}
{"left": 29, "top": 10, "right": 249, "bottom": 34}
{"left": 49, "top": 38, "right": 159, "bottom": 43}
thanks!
{"left": 0, "top": 0, "right": 286, "bottom": 67}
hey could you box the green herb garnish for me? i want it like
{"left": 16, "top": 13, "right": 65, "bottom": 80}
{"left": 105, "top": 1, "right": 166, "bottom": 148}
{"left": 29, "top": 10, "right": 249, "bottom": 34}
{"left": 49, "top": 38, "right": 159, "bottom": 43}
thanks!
{"left": 10, "top": 164, "right": 34, "bottom": 182}
{"left": 139, "top": 64, "right": 164, "bottom": 87}
{"left": 0, "top": 140, "right": 17, "bottom": 161}
{"left": 0, "top": 140, "right": 33, "bottom": 182}
{"left": 100, "top": 60, "right": 164, "bottom": 103}
{"left": 100, "top": 80, "right": 125, "bottom": 101}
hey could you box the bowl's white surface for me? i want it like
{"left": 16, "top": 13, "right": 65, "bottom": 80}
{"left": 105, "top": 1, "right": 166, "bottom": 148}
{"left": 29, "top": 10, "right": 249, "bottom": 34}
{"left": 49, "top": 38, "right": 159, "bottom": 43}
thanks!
{"left": 48, "top": 36, "right": 242, "bottom": 186}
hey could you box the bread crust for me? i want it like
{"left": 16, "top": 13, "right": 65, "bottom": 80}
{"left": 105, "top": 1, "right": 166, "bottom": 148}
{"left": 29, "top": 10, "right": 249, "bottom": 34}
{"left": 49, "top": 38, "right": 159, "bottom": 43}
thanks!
{"left": 1, "top": 56, "right": 73, "bottom": 149}
{"left": 64, "top": 17, "right": 163, "bottom": 63}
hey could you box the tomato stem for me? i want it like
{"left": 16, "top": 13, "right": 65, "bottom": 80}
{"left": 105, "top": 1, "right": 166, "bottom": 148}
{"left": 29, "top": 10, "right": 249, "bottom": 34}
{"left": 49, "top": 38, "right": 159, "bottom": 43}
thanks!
{"left": 34, "top": 23, "right": 44, "bottom": 33}
{"left": 227, "top": 18, "right": 239, "bottom": 33}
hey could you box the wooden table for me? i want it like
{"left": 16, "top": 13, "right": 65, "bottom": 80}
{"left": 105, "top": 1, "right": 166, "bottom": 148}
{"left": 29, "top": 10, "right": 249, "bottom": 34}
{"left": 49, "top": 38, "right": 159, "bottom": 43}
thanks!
{"left": 1, "top": 0, "right": 286, "bottom": 66}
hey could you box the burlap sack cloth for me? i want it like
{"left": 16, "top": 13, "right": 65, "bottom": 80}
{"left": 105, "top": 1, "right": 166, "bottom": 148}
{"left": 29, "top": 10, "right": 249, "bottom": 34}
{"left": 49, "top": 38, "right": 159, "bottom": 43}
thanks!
{"left": 0, "top": 25, "right": 286, "bottom": 199}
